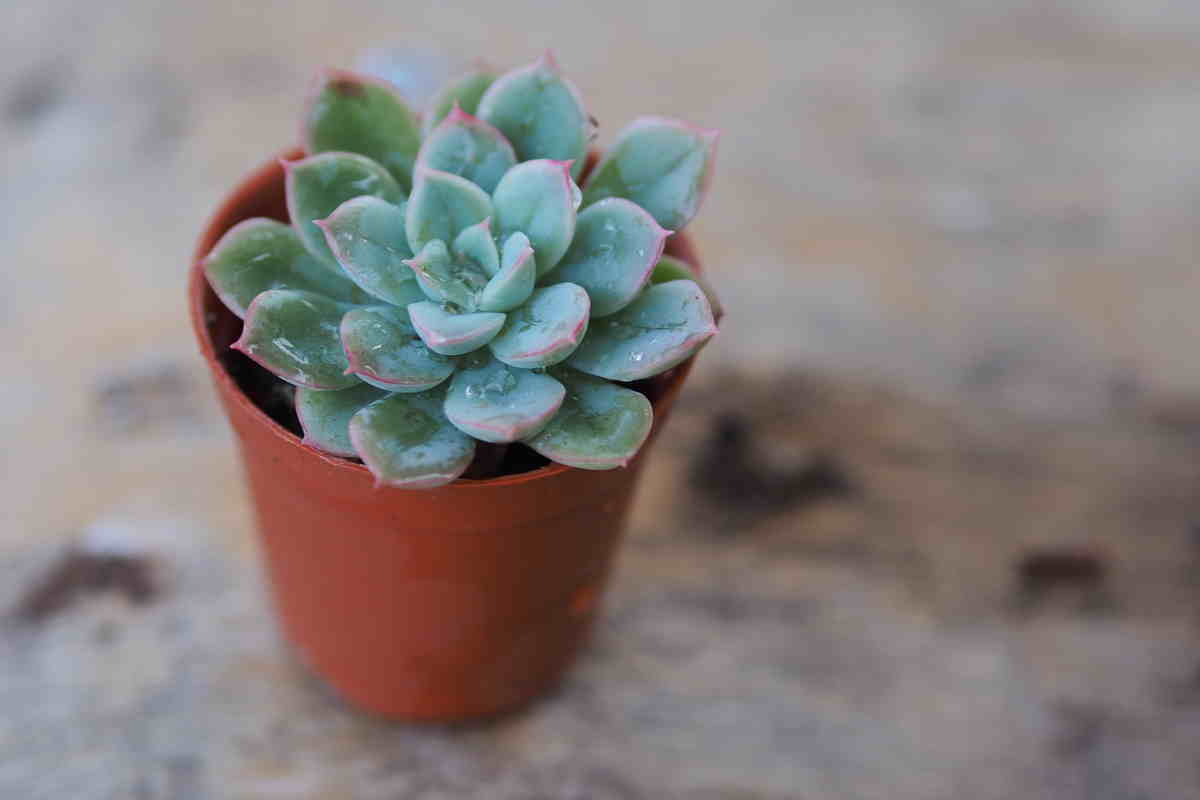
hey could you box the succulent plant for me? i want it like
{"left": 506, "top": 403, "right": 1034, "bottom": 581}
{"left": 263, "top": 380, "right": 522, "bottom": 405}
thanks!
{"left": 205, "top": 53, "right": 720, "bottom": 488}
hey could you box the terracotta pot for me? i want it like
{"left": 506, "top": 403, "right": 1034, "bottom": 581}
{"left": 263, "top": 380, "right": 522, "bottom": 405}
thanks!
{"left": 189, "top": 150, "right": 702, "bottom": 720}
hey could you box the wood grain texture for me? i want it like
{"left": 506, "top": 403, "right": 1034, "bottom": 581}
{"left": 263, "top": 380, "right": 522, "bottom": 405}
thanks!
{"left": 4, "top": 0, "right": 1200, "bottom": 796}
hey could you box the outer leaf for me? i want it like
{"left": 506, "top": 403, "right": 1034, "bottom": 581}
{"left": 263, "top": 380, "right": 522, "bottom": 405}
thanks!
{"left": 340, "top": 304, "right": 455, "bottom": 391}
{"left": 443, "top": 352, "right": 565, "bottom": 443}
{"left": 478, "top": 235, "right": 535, "bottom": 312}
{"left": 405, "top": 166, "right": 494, "bottom": 254}
{"left": 476, "top": 52, "right": 591, "bottom": 179}
{"left": 488, "top": 283, "right": 590, "bottom": 369}
{"left": 582, "top": 117, "right": 718, "bottom": 231}
{"left": 316, "top": 197, "right": 422, "bottom": 306}
{"left": 303, "top": 69, "right": 421, "bottom": 190}
{"left": 416, "top": 106, "right": 516, "bottom": 194}
{"left": 286, "top": 152, "right": 404, "bottom": 266}
{"left": 204, "top": 218, "right": 365, "bottom": 317}
{"left": 551, "top": 198, "right": 668, "bottom": 317}
{"left": 408, "top": 301, "right": 505, "bottom": 356}
{"left": 404, "top": 240, "right": 489, "bottom": 309}
{"left": 524, "top": 369, "right": 652, "bottom": 470}
{"left": 650, "top": 254, "right": 725, "bottom": 321}
{"left": 233, "top": 289, "right": 357, "bottom": 390}
{"left": 349, "top": 389, "right": 476, "bottom": 488}
{"left": 422, "top": 70, "right": 496, "bottom": 138}
{"left": 451, "top": 217, "right": 500, "bottom": 276}
{"left": 568, "top": 280, "right": 717, "bottom": 381}
{"left": 295, "top": 383, "right": 387, "bottom": 457}
{"left": 492, "top": 160, "right": 579, "bottom": 276}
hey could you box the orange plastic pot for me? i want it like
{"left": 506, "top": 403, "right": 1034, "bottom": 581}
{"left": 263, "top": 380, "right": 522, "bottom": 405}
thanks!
{"left": 189, "top": 150, "right": 701, "bottom": 720}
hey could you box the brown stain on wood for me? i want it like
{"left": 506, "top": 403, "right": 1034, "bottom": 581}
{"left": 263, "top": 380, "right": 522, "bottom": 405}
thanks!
{"left": 13, "top": 549, "right": 160, "bottom": 624}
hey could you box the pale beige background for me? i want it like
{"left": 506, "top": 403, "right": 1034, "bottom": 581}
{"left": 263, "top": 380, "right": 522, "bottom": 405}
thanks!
{"left": 3, "top": 1, "right": 1200, "bottom": 797}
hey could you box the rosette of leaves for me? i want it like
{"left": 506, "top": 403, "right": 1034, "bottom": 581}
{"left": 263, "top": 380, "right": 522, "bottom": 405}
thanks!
{"left": 205, "top": 53, "right": 720, "bottom": 488}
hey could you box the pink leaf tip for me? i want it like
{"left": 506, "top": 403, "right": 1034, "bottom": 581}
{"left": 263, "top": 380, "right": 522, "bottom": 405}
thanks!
{"left": 536, "top": 50, "right": 561, "bottom": 74}
{"left": 444, "top": 101, "right": 478, "bottom": 125}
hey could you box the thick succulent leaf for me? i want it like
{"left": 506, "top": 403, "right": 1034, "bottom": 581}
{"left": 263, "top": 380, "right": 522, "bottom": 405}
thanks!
{"left": 478, "top": 236, "right": 535, "bottom": 312}
{"left": 404, "top": 240, "right": 489, "bottom": 309}
{"left": 286, "top": 152, "right": 404, "bottom": 266}
{"left": 340, "top": 304, "right": 455, "bottom": 391}
{"left": 492, "top": 160, "right": 580, "bottom": 276}
{"left": 204, "top": 218, "right": 365, "bottom": 317}
{"left": 416, "top": 106, "right": 516, "bottom": 194}
{"left": 476, "top": 53, "right": 591, "bottom": 179}
{"left": 582, "top": 117, "right": 718, "bottom": 231}
{"left": 488, "top": 283, "right": 590, "bottom": 369}
{"left": 349, "top": 389, "right": 475, "bottom": 488}
{"left": 303, "top": 69, "right": 421, "bottom": 190}
{"left": 295, "top": 383, "right": 387, "bottom": 457}
{"left": 501, "top": 231, "right": 533, "bottom": 268}
{"left": 451, "top": 218, "right": 500, "bottom": 276}
{"left": 408, "top": 301, "right": 505, "bottom": 356}
{"left": 650, "top": 254, "right": 725, "bottom": 321}
{"left": 422, "top": 70, "right": 496, "bottom": 138}
{"left": 568, "top": 279, "right": 717, "bottom": 381}
{"left": 233, "top": 290, "right": 357, "bottom": 390}
{"left": 405, "top": 167, "right": 494, "bottom": 254}
{"left": 316, "top": 196, "right": 423, "bottom": 306}
{"left": 523, "top": 369, "right": 652, "bottom": 470}
{"left": 443, "top": 353, "right": 565, "bottom": 443}
{"left": 551, "top": 198, "right": 668, "bottom": 317}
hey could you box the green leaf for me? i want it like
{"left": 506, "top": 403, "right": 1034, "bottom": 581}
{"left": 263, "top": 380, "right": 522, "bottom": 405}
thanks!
{"left": 204, "top": 218, "right": 365, "bottom": 318}
{"left": 478, "top": 233, "right": 536, "bottom": 312}
{"left": 286, "top": 152, "right": 404, "bottom": 266}
{"left": 451, "top": 218, "right": 500, "bottom": 276}
{"left": 567, "top": 280, "right": 717, "bottom": 381}
{"left": 488, "top": 283, "right": 590, "bottom": 369}
{"left": 405, "top": 167, "right": 494, "bottom": 254}
{"left": 476, "top": 53, "right": 591, "bottom": 179}
{"left": 650, "top": 254, "right": 724, "bottom": 321}
{"left": 443, "top": 352, "right": 565, "bottom": 443}
{"left": 404, "top": 240, "right": 489, "bottom": 310}
{"left": 317, "top": 197, "right": 423, "bottom": 306}
{"left": 303, "top": 70, "right": 421, "bottom": 190}
{"left": 551, "top": 198, "right": 668, "bottom": 317}
{"left": 582, "top": 117, "right": 718, "bottom": 231}
{"left": 295, "top": 383, "right": 387, "bottom": 457}
{"left": 523, "top": 369, "right": 652, "bottom": 470}
{"left": 416, "top": 105, "right": 516, "bottom": 194}
{"left": 349, "top": 389, "right": 476, "bottom": 488}
{"left": 422, "top": 70, "right": 496, "bottom": 138}
{"left": 233, "top": 289, "right": 357, "bottom": 389}
{"left": 492, "top": 159, "right": 580, "bottom": 276}
{"left": 340, "top": 304, "right": 455, "bottom": 391}
{"left": 407, "top": 301, "right": 505, "bottom": 356}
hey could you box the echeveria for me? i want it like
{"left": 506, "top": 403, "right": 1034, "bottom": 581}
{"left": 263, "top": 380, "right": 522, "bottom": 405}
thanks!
{"left": 206, "top": 54, "right": 719, "bottom": 488}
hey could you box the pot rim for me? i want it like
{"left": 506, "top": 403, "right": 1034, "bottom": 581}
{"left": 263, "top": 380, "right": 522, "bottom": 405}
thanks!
{"left": 189, "top": 148, "right": 701, "bottom": 490}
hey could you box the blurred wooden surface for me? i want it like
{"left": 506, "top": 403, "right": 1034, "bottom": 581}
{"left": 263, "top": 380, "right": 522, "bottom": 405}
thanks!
{"left": 3, "top": 1, "right": 1200, "bottom": 797}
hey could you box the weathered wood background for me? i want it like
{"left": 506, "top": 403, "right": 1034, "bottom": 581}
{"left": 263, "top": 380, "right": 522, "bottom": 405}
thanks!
{"left": 3, "top": 1, "right": 1199, "bottom": 797}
